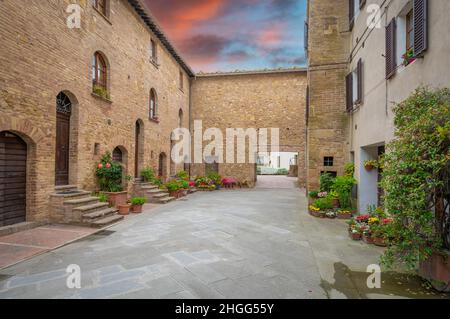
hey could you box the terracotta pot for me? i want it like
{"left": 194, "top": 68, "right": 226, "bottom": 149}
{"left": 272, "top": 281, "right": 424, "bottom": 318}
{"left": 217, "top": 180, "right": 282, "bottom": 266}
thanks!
{"left": 169, "top": 190, "right": 179, "bottom": 198}
{"left": 132, "top": 204, "right": 143, "bottom": 214}
{"left": 106, "top": 191, "right": 128, "bottom": 208}
{"left": 363, "top": 234, "right": 374, "bottom": 244}
{"left": 349, "top": 232, "right": 362, "bottom": 241}
{"left": 332, "top": 198, "right": 340, "bottom": 208}
{"left": 337, "top": 213, "right": 352, "bottom": 220}
{"left": 419, "top": 251, "right": 450, "bottom": 292}
{"left": 364, "top": 164, "right": 374, "bottom": 171}
{"left": 118, "top": 203, "right": 131, "bottom": 215}
{"left": 309, "top": 210, "right": 320, "bottom": 218}
{"left": 373, "top": 237, "right": 387, "bottom": 247}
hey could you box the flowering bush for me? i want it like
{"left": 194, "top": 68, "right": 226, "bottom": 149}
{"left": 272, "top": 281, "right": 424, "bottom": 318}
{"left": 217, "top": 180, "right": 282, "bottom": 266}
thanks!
{"left": 318, "top": 192, "right": 328, "bottom": 198}
{"left": 96, "top": 152, "right": 124, "bottom": 192}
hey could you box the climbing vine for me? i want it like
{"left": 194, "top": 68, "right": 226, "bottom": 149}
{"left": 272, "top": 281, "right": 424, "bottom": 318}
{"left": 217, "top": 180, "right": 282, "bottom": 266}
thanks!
{"left": 380, "top": 88, "right": 450, "bottom": 270}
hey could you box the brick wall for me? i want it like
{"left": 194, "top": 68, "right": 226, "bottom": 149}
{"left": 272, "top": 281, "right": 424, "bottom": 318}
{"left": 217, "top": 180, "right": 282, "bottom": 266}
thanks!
{"left": 190, "top": 70, "right": 307, "bottom": 186}
{"left": 0, "top": 0, "right": 190, "bottom": 222}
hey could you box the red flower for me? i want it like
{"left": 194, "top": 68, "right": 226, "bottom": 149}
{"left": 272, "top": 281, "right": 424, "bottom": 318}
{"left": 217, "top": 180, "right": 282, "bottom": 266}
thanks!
{"left": 382, "top": 218, "right": 393, "bottom": 225}
{"left": 106, "top": 163, "right": 111, "bottom": 168}
{"left": 98, "top": 164, "right": 103, "bottom": 169}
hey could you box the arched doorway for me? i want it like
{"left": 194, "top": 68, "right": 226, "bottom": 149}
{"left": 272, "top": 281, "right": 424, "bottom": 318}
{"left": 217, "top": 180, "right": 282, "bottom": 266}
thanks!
{"left": 55, "top": 92, "right": 72, "bottom": 186}
{"left": 159, "top": 152, "right": 167, "bottom": 179}
{"left": 0, "top": 131, "right": 27, "bottom": 226}
{"left": 135, "top": 120, "right": 144, "bottom": 177}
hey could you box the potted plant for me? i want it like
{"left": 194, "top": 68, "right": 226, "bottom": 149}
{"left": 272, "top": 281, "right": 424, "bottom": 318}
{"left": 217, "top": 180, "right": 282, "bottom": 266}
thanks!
{"left": 330, "top": 190, "right": 340, "bottom": 208}
{"left": 308, "top": 205, "right": 321, "bottom": 218}
{"left": 337, "top": 209, "right": 353, "bottom": 220}
{"left": 165, "top": 180, "right": 181, "bottom": 198}
{"left": 402, "top": 48, "right": 416, "bottom": 67}
{"left": 310, "top": 197, "right": 334, "bottom": 218}
{"left": 326, "top": 211, "right": 337, "bottom": 219}
{"left": 363, "top": 229, "right": 374, "bottom": 244}
{"left": 349, "top": 227, "right": 362, "bottom": 241}
{"left": 178, "top": 180, "right": 189, "bottom": 197}
{"left": 364, "top": 160, "right": 378, "bottom": 171}
{"left": 176, "top": 170, "right": 189, "bottom": 181}
{"left": 131, "top": 197, "right": 146, "bottom": 214}
{"left": 207, "top": 172, "right": 222, "bottom": 190}
{"left": 96, "top": 152, "right": 129, "bottom": 208}
{"left": 118, "top": 202, "right": 132, "bottom": 215}
{"left": 141, "top": 167, "right": 156, "bottom": 183}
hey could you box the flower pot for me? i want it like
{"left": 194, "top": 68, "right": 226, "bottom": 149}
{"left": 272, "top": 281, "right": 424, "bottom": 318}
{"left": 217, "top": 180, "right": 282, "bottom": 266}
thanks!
{"left": 132, "top": 204, "right": 143, "bottom": 214}
{"left": 363, "top": 234, "right": 374, "bottom": 244}
{"left": 118, "top": 203, "right": 131, "bottom": 216}
{"left": 216, "top": 184, "right": 221, "bottom": 190}
{"left": 309, "top": 210, "right": 320, "bottom": 218}
{"left": 364, "top": 164, "right": 374, "bottom": 171}
{"left": 373, "top": 237, "right": 387, "bottom": 247}
{"left": 106, "top": 191, "right": 128, "bottom": 208}
{"left": 349, "top": 232, "right": 362, "bottom": 241}
{"left": 419, "top": 251, "right": 450, "bottom": 292}
{"left": 332, "top": 198, "right": 340, "bottom": 208}
{"left": 337, "top": 213, "right": 352, "bottom": 220}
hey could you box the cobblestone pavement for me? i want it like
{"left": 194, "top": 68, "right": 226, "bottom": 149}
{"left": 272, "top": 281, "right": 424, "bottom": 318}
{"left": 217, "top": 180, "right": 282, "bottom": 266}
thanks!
{"left": 0, "top": 189, "right": 447, "bottom": 299}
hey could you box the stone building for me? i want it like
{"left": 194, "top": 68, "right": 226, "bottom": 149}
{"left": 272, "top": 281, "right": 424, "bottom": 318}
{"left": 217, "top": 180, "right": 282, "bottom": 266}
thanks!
{"left": 0, "top": 0, "right": 193, "bottom": 226}
{"left": 306, "top": 0, "right": 450, "bottom": 211}
{"left": 190, "top": 69, "right": 307, "bottom": 186}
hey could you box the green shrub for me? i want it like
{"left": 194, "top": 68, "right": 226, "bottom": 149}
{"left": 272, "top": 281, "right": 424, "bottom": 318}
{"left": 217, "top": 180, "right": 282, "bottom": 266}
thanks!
{"left": 95, "top": 192, "right": 108, "bottom": 203}
{"left": 165, "top": 181, "right": 181, "bottom": 192}
{"left": 344, "top": 162, "right": 355, "bottom": 176}
{"left": 319, "top": 172, "right": 335, "bottom": 192}
{"left": 313, "top": 197, "right": 334, "bottom": 211}
{"left": 380, "top": 88, "right": 450, "bottom": 270}
{"left": 332, "top": 176, "right": 356, "bottom": 209}
{"left": 207, "top": 172, "right": 221, "bottom": 185}
{"left": 276, "top": 168, "right": 289, "bottom": 175}
{"left": 309, "top": 190, "right": 319, "bottom": 198}
{"left": 176, "top": 170, "right": 189, "bottom": 180}
{"left": 95, "top": 152, "right": 123, "bottom": 192}
{"left": 141, "top": 167, "right": 156, "bottom": 182}
{"left": 131, "top": 197, "right": 146, "bottom": 206}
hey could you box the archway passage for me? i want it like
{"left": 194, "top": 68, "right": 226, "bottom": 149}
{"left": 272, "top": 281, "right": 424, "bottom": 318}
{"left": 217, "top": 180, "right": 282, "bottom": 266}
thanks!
{"left": 134, "top": 121, "right": 143, "bottom": 178}
{"left": 0, "top": 131, "right": 27, "bottom": 227}
{"left": 55, "top": 92, "right": 72, "bottom": 186}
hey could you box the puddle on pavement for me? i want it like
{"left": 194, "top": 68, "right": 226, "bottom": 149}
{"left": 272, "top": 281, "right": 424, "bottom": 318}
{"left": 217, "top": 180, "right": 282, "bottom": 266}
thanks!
{"left": 321, "top": 262, "right": 450, "bottom": 299}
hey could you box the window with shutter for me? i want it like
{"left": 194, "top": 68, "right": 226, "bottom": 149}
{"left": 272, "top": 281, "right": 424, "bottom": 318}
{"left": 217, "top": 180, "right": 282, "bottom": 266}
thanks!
{"left": 346, "top": 73, "right": 353, "bottom": 112}
{"left": 356, "top": 59, "right": 363, "bottom": 105}
{"left": 385, "top": 18, "right": 397, "bottom": 79}
{"left": 413, "top": 0, "right": 428, "bottom": 57}
{"left": 359, "top": 0, "right": 366, "bottom": 9}
{"left": 349, "top": 0, "right": 355, "bottom": 30}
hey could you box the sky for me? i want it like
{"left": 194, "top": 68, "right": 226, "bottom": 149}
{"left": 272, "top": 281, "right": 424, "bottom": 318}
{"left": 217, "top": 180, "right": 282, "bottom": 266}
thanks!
{"left": 144, "top": 0, "right": 307, "bottom": 73}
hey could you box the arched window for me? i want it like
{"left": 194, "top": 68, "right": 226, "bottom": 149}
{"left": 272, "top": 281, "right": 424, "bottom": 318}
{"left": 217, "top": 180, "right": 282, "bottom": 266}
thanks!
{"left": 92, "top": 52, "right": 108, "bottom": 92}
{"left": 149, "top": 89, "right": 157, "bottom": 120}
{"left": 178, "top": 109, "right": 183, "bottom": 128}
{"left": 112, "top": 147, "right": 123, "bottom": 163}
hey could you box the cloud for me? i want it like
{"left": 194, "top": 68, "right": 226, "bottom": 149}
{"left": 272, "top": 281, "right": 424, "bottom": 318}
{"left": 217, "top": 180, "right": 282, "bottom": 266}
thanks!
{"left": 177, "top": 34, "right": 229, "bottom": 65}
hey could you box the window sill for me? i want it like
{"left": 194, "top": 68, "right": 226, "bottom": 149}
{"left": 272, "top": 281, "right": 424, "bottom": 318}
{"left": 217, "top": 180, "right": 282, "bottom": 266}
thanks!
{"left": 150, "top": 59, "right": 160, "bottom": 69}
{"left": 91, "top": 92, "right": 112, "bottom": 104}
{"left": 93, "top": 6, "right": 112, "bottom": 25}
{"left": 149, "top": 118, "right": 160, "bottom": 124}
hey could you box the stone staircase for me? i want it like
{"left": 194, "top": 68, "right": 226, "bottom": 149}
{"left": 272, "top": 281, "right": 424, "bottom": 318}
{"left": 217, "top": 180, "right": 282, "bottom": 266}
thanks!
{"left": 133, "top": 181, "right": 175, "bottom": 204}
{"left": 50, "top": 185, "right": 124, "bottom": 228}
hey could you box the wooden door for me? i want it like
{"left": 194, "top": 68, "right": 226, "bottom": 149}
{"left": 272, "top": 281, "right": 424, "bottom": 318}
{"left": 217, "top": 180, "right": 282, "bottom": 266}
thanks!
{"left": 0, "top": 131, "right": 27, "bottom": 227}
{"left": 55, "top": 112, "right": 70, "bottom": 185}
{"left": 135, "top": 122, "right": 141, "bottom": 177}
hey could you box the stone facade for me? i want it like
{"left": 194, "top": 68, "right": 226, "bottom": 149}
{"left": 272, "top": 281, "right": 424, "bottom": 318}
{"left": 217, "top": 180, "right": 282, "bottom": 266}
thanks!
{"left": 306, "top": 0, "right": 350, "bottom": 191}
{"left": 0, "top": 0, "right": 191, "bottom": 223}
{"left": 190, "top": 70, "right": 307, "bottom": 186}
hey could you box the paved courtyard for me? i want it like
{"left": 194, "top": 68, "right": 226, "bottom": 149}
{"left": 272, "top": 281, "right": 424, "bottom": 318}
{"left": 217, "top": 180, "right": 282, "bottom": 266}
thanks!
{"left": 0, "top": 186, "right": 447, "bottom": 299}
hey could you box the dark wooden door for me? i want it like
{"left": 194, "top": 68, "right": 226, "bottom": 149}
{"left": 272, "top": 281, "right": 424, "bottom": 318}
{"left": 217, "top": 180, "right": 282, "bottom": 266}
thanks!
{"left": 55, "top": 112, "right": 70, "bottom": 185}
{"left": 0, "top": 131, "right": 27, "bottom": 227}
{"left": 159, "top": 153, "right": 166, "bottom": 178}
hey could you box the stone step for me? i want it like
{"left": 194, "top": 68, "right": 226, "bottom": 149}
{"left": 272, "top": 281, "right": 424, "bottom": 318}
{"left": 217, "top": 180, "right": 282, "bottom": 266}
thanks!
{"left": 142, "top": 185, "right": 159, "bottom": 190}
{"left": 152, "top": 193, "right": 170, "bottom": 198}
{"left": 73, "top": 202, "right": 109, "bottom": 213}
{"left": 147, "top": 189, "right": 166, "bottom": 194}
{"left": 64, "top": 196, "right": 99, "bottom": 206}
{"left": 90, "top": 214, "right": 124, "bottom": 228}
{"left": 158, "top": 196, "right": 175, "bottom": 204}
{"left": 55, "top": 185, "right": 78, "bottom": 192}
{"left": 82, "top": 208, "right": 117, "bottom": 221}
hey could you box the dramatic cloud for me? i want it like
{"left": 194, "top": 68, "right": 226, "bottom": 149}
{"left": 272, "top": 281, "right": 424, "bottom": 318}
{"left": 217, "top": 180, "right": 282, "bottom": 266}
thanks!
{"left": 144, "top": 0, "right": 307, "bottom": 72}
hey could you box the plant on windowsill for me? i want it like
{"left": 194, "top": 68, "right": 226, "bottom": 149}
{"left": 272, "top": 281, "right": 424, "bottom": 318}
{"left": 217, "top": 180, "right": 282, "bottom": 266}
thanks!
{"left": 92, "top": 84, "right": 111, "bottom": 101}
{"left": 402, "top": 48, "right": 416, "bottom": 67}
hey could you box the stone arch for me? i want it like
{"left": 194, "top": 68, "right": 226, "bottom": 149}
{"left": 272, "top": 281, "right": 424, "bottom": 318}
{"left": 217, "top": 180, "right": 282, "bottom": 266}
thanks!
{"left": 159, "top": 152, "right": 168, "bottom": 180}
{"left": 149, "top": 88, "right": 158, "bottom": 120}
{"left": 92, "top": 50, "right": 111, "bottom": 94}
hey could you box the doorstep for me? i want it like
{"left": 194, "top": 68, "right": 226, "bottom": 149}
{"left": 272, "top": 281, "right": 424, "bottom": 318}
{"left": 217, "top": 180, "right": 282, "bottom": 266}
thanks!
{"left": 0, "top": 224, "right": 112, "bottom": 270}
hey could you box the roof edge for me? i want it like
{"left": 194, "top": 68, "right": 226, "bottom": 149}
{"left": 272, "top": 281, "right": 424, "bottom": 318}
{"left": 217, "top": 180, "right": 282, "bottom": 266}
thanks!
{"left": 128, "top": 0, "right": 195, "bottom": 77}
{"left": 196, "top": 67, "right": 307, "bottom": 78}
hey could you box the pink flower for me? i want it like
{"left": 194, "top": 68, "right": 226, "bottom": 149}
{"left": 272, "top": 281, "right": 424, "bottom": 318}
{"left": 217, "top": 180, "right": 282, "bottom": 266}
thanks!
{"left": 98, "top": 164, "right": 103, "bottom": 169}
{"left": 106, "top": 163, "right": 111, "bottom": 168}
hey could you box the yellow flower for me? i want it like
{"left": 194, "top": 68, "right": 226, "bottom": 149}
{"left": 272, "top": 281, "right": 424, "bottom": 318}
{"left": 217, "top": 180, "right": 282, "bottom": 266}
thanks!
{"left": 309, "top": 205, "right": 320, "bottom": 212}
{"left": 368, "top": 217, "right": 379, "bottom": 225}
